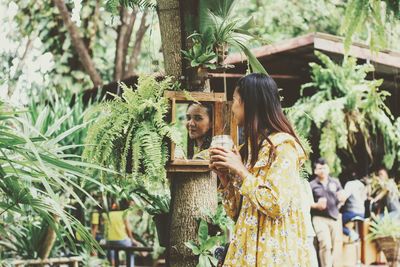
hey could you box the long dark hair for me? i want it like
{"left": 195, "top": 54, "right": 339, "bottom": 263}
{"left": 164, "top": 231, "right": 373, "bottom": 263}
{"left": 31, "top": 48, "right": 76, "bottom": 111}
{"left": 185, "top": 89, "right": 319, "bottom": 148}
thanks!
{"left": 187, "top": 102, "right": 213, "bottom": 158}
{"left": 236, "top": 73, "right": 305, "bottom": 167}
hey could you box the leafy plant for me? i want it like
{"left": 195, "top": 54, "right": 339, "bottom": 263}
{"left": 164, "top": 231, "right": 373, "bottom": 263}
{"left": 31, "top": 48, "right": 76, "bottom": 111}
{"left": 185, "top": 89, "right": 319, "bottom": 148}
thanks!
{"left": 203, "top": 204, "right": 233, "bottom": 244}
{"left": 288, "top": 51, "right": 400, "bottom": 176}
{"left": 83, "top": 75, "right": 181, "bottom": 183}
{"left": 130, "top": 183, "right": 170, "bottom": 215}
{"left": 367, "top": 210, "right": 400, "bottom": 241}
{"left": 185, "top": 219, "right": 223, "bottom": 267}
{"left": 341, "top": 0, "right": 400, "bottom": 51}
{"left": 182, "top": 33, "right": 218, "bottom": 69}
{"left": 105, "top": 0, "right": 156, "bottom": 14}
{"left": 83, "top": 75, "right": 182, "bottom": 219}
{"left": 0, "top": 101, "right": 106, "bottom": 258}
{"left": 182, "top": 0, "right": 267, "bottom": 74}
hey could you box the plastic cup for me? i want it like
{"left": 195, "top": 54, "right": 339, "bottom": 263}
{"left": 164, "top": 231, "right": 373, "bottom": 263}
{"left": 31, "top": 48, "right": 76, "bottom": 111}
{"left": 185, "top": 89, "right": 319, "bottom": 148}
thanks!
{"left": 210, "top": 135, "right": 234, "bottom": 151}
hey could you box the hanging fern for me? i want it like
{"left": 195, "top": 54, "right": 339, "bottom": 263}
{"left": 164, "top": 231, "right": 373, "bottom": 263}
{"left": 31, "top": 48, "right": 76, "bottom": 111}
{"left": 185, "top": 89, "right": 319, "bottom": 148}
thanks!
{"left": 287, "top": 51, "right": 400, "bottom": 176}
{"left": 83, "top": 75, "right": 181, "bottom": 185}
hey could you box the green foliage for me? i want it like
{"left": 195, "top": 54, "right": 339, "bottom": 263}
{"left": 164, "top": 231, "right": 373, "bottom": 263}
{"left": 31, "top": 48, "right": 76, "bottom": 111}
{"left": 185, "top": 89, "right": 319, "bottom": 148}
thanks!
{"left": 185, "top": 204, "right": 233, "bottom": 267}
{"left": 203, "top": 204, "right": 233, "bottom": 244}
{"left": 182, "top": 33, "right": 217, "bottom": 69}
{"left": 288, "top": 51, "right": 400, "bottom": 176}
{"left": 341, "top": 0, "right": 400, "bottom": 51}
{"left": 28, "top": 90, "right": 100, "bottom": 156}
{"left": 130, "top": 182, "right": 170, "bottom": 215}
{"left": 185, "top": 219, "right": 222, "bottom": 267}
{"left": 105, "top": 0, "right": 156, "bottom": 14}
{"left": 237, "top": 0, "right": 345, "bottom": 42}
{"left": 367, "top": 210, "right": 400, "bottom": 240}
{"left": 182, "top": 0, "right": 267, "bottom": 74}
{"left": 126, "top": 204, "right": 165, "bottom": 259}
{"left": 0, "top": 101, "right": 105, "bottom": 258}
{"left": 83, "top": 75, "right": 182, "bottom": 185}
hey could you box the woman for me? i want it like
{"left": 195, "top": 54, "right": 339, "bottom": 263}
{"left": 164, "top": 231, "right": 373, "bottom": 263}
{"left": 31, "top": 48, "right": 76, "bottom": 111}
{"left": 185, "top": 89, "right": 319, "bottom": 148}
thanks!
{"left": 210, "top": 73, "right": 310, "bottom": 266}
{"left": 186, "top": 102, "right": 213, "bottom": 160}
{"left": 103, "top": 199, "right": 143, "bottom": 267}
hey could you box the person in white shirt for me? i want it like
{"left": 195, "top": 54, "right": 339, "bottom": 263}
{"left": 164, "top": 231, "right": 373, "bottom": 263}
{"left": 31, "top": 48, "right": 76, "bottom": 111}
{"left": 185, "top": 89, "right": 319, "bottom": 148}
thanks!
{"left": 342, "top": 175, "right": 368, "bottom": 241}
{"left": 300, "top": 178, "right": 319, "bottom": 267}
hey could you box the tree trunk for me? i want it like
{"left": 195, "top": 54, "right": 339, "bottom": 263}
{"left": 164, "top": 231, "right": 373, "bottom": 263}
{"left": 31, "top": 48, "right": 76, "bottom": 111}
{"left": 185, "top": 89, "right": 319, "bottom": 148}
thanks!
{"left": 156, "top": 0, "right": 183, "bottom": 80}
{"left": 156, "top": 1, "right": 218, "bottom": 266}
{"left": 38, "top": 215, "right": 60, "bottom": 259}
{"left": 125, "top": 11, "right": 149, "bottom": 78}
{"left": 53, "top": 0, "right": 103, "bottom": 87}
{"left": 169, "top": 172, "right": 217, "bottom": 267}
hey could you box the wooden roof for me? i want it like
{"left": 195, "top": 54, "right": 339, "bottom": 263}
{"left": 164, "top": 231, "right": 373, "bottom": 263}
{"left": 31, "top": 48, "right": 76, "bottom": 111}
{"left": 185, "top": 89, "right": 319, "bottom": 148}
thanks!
{"left": 210, "top": 32, "right": 400, "bottom": 116}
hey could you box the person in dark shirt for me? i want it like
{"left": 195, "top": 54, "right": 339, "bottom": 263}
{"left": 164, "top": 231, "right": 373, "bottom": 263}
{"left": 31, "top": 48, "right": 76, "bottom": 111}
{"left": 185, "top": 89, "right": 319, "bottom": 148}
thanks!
{"left": 310, "top": 158, "right": 347, "bottom": 267}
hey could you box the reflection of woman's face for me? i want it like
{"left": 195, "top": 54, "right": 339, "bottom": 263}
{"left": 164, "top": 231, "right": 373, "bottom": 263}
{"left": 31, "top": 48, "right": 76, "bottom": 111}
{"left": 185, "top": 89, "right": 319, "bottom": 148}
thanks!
{"left": 232, "top": 89, "right": 245, "bottom": 126}
{"left": 186, "top": 104, "right": 211, "bottom": 142}
{"left": 378, "top": 169, "right": 388, "bottom": 179}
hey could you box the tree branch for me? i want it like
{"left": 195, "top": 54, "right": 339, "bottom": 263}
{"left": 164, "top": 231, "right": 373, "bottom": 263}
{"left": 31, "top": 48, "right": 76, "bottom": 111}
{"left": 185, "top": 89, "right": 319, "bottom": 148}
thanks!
{"left": 115, "top": 7, "right": 137, "bottom": 81}
{"left": 53, "top": 0, "right": 102, "bottom": 87}
{"left": 123, "top": 8, "right": 138, "bottom": 64}
{"left": 125, "top": 11, "right": 149, "bottom": 78}
{"left": 7, "top": 37, "right": 34, "bottom": 97}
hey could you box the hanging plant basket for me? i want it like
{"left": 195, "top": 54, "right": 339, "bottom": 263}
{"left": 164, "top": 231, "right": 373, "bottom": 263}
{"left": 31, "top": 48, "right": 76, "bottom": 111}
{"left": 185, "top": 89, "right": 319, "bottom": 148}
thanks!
{"left": 153, "top": 212, "right": 170, "bottom": 247}
{"left": 375, "top": 236, "right": 400, "bottom": 267}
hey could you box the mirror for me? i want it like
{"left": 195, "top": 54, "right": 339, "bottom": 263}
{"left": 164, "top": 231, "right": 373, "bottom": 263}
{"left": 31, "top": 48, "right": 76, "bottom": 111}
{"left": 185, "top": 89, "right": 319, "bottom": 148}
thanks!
{"left": 164, "top": 91, "right": 226, "bottom": 172}
{"left": 174, "top": 102, "right": 214, "bottom": 160}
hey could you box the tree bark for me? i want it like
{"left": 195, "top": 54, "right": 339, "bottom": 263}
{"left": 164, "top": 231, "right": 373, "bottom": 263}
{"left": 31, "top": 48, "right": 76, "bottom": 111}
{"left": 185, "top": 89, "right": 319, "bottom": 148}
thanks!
{"left": 156, "top": 1, "right": 218, "bottom": 267}
{"left": 53, "top": 0, "right": 102, "bottom": 87}
{"left": 169, "top": 173, "right": 217, "bottom": 267}
{"left": 157, "top": 0, "right": 183, "bottom": 80}
{"left": 38, "top": 215, "right": 60, "bottom": 259}
{"left": 125, "top": 11, "right": 149, "bottom": 78}
{"left": 115, "top": 7, "right": 137, "bottom": 81}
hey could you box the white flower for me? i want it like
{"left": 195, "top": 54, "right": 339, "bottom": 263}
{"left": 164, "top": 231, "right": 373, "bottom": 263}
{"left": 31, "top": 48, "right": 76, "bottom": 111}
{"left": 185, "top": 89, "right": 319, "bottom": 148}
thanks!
{"left": 244, "top": 215, "right": 258, "bottom": 226}
{"left": 244, "top": 254, "right": 256, "bottom": 265}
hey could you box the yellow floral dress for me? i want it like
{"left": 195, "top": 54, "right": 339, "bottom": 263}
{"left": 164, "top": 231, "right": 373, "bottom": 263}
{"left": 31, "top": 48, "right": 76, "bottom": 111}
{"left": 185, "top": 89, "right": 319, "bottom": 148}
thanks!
{"left": 219, "top": 132, "right": 310, "bottom": 267}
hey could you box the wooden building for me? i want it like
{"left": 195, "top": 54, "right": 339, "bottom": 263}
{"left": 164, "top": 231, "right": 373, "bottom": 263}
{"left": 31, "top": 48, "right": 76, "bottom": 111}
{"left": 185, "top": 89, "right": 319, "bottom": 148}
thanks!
{"left": 211, "top": 32, "right": 400, "bottom": 117}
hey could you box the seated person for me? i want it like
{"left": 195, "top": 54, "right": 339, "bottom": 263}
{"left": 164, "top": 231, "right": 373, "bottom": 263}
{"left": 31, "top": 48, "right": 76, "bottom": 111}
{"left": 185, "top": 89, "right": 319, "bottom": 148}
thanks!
{"left": 372, "top": 167, "right": 400, "bottom": 218}
{"left": 342, "top": 173, "right": 369, "bottom": 241}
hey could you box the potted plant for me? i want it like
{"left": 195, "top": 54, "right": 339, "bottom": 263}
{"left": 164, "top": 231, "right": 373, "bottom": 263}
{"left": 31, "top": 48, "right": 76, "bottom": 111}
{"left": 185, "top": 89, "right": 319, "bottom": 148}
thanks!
{"left": 181, "top": 32, "right": 218, "bottom": 90}
{"left": 367, "top": 211, "right": 400, "bottom": 267}
{"left": 129, "top": 183, "right": 171, "bottom": 247}
{"left": 181, "top": 0, "right": 267, "bottom": 90}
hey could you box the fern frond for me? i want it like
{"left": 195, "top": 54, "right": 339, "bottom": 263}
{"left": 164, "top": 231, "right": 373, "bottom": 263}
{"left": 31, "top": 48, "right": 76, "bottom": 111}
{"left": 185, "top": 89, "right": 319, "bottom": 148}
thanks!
{"left": 291, "top": 51, "right": 399, "bottom": 176}
{"left": 84, "top": 75, "right": 181, "bottom": 185}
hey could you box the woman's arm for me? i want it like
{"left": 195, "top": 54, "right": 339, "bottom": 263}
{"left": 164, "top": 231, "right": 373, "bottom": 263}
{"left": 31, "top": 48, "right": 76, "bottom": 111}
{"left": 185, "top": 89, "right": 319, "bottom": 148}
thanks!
{"left": 239, "top": 141, "right": 299, "bottom": 219}
{"left": 372, "top": 189, "right": 388, "bottom": 203}
{"left": 124, "top": 218, "right": 141, "bottom": 246}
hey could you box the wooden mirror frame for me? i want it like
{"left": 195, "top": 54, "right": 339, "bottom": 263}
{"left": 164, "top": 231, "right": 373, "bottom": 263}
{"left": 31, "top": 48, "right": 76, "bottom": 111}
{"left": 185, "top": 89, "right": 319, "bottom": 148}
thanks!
{"left": 164, "top": 91, "right": 226, "bottom": 172}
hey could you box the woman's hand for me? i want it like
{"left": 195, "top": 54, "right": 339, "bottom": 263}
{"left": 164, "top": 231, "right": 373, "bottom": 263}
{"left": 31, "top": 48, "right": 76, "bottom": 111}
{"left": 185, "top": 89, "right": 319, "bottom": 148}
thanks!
{"left": 209, "top": 146, "right": 249, "bottom": 179}
{"left": 210, "top": 165, "right": 230, "bottom": 188}
{"left": 131, "top": 238, "right": 144, "bottom": 248}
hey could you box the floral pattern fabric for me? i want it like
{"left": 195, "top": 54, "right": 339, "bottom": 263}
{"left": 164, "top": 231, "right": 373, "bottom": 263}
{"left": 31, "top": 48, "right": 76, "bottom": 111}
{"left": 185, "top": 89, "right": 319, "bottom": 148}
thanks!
{"left": 219, "top": 132, "right": 310, "bottom": 267}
